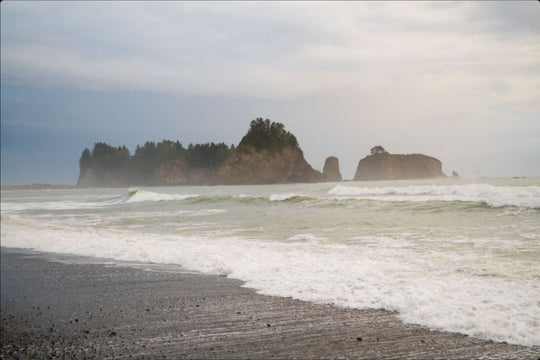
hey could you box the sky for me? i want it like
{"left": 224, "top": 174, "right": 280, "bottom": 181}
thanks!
{"left": 1, "top": 1, "right": 539, "bottom": 185}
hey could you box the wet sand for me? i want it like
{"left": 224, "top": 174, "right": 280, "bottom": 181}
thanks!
{"left": 1, "top": 249, "right": 538, "bottom": 359}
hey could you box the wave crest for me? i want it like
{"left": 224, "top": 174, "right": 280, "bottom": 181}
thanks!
{"left": 126, "top": 190, "right": 199, "bottom": 203}
{"left": 328, "top": 184, "right": 540, "bottom": 209}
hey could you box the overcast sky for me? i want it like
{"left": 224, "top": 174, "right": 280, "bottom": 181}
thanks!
{"left": 2, "top": 1, "right": 539, "bottom": 184}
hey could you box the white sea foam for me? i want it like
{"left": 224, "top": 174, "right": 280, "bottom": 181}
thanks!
{"left": 328, "top": 184, "right": 540, "bottom": 208}
{"left": 0, "top": 195, "right": 126, "bottom": 212}
{"left": 269, "top": 193, "right": 299, "bottom": 201}
{"left": 0, "top": 190, "right": 199, "bottom": 212}
{"left": 2, "top": 215, "right": 539, "bottom": 346}
{"left": 189, "top": 209, "right": 227, "bottom": 216}
{"left": 287, "top": 233, "right": 327, "bottom": 243}
{"left": 2, "top": 179, "right": 539, "bottom": 346}
{"left": 126, "top": 190, "right": 199, "bottom": 203}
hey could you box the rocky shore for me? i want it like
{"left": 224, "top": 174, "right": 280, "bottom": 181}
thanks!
{"left": 2, "top": 249, "right": 537, "bottom": 359}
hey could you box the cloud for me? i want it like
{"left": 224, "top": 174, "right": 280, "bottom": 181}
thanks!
{"left": 1, "top": 1, "right": 539, "bottom": 181}
{"left": 2, "top": 2, "right": 539, "bottom": 100}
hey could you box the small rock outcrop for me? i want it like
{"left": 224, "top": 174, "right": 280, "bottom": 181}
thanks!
{"left": 354, "top": 153, "right": 445, "bottom": 181}
{"left": 213, "top": 145, "right": 320, "bottom": 185}
{"left": 322, "top": 156, "right": 342, "bottom": 181}
{"left": 452, "top": 170, "right": 460, "bottom": 178}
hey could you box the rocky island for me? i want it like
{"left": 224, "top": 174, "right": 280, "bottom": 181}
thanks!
{"left": 77, "top": 141, "right": 231, "bottom": 187}
{"left": 322, "top": 156, "right": 342, "bottom": 181}
{"left": 213, "top": 118, "right": 324, "bottom": 184}
{"left": 77, "top": 118, "right": 324, "bottom": 187}
{"left": 354, "top": 146, "right": 445, "bottom": 181}
{"left": 77, "top": 122, "right": 449, "bottom": 187}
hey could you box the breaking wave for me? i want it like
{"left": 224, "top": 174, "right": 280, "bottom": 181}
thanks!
{"left": 126, "top": 190, "right": 199, "bottom": 203}
{"left": 328, "top": 184, "right": 540, "bottom": 209}
{"left": 2, "top": 215, "right": 539, "bottom": 346}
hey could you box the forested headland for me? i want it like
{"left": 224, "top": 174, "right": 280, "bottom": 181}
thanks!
{"left": 77, "top": 118, "right": 447, "bottom": 187}
{"left": 77, "top": 118, "right": 315, "bottom": 186}
{"left": 78, "top": 140, "right": 232, "bottom": 186}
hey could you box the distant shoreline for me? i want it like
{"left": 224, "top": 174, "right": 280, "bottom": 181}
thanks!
{"left": 1, "top": 184, "right": 76, "bottom": 191}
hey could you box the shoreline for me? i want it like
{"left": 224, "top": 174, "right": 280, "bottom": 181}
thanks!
{"left": 1, "top": 249, "right": 538, "bottom": 359}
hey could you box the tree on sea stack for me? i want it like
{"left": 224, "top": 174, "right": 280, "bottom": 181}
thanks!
{"left": 213, "top": 118, "right": 320, "bottom": 184}
{"left": 239, "top": 118, "right": 299, "bottom": 153}
{"left": 370, "top": 145, "right": 388, "bottom": 155}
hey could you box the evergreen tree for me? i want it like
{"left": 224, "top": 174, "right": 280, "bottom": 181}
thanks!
{"left": 77, "top": 118, "right": 301, "bottom": 185}
{"left": 239, "top": 118, "right": 299, "bottom": 153}
{"left": 370, "top": 145, "right": 388, "bottom": 155}
{"left": 79, "top": 148, "right": 92, "bottom": 171}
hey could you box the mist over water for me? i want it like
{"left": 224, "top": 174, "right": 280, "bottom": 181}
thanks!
{"left": 2, "top": 177, "right": 539, "bottom": 346}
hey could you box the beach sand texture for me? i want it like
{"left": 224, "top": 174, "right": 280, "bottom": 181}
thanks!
{"left": 1, "top": 250, "right": 538, "bottom": 359}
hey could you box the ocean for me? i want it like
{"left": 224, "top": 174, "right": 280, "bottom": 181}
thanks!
{"left": 1, "top": 177, "right": 539, "bottom": 347}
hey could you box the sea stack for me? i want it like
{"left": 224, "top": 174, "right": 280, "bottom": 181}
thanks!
{"left": 354, "top": 152, "right": 445, "bottom": 181}
{"left": 322, "top": 156, "right": 342, "bottom": 181}
{"left": 213, "top": 118, "right": 321, "bottom": 185}
{"left": 213, "top": 145, "right": 319, "bottom": 185}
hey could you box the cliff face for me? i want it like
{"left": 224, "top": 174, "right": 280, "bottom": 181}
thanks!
{"left": 151, "top": 160, "right": 190, "bottom": 186}
{"left": 354, "top": 153, "right": 445, "bottom": 181}
{"left": 213, "top": 145, "right": 320, "bottom": 185}
{"left": 78, "top": 161, "right": 219, "bottom": 187}
{"left": 150, "top": 161, "right": 219, "bottom": 186}
{"left": 76, "top": 141, "right": 231, "bottom": 187}
{"left": 323, "top": 156, "right": 342, "bottom": 181}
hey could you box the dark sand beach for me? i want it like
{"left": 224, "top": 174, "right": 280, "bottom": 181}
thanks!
{"left": 1, "top": 249, "right": 538, "bottom": 359}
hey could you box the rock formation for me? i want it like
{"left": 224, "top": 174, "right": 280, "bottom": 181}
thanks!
{"left": 151, "top": 161, "right": 219, "bottom": 186}
{"left": 322, "top": 156, "right": 342, "bottom": 181}
{"left": 213, "top": 145, "right": 321, "bottom": 185}
{"left": 212, "top": 118, "right": 324, "bottom": 185}
{"left": 354, "top": 153, "right": 445, "bottom": 181}
{"left": 76, "top": 141, "right": 230, "bottom": 187}
{"left": 77, "top": 120, "right": 453, "bottom": 187}
{"left": 151, "top": 160, "right": 189, "bottom": 185}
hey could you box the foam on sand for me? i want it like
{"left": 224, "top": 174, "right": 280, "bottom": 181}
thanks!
{"left": 2, "top": 215, "right": 538, "bottom": 346}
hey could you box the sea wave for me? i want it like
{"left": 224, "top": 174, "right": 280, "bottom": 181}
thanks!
{"left": 2, "top": 215, "right": 539, "bottom": 347}
{"left": 287, "top": 233, "right": 327, "bottom": 243}
{"left": 268, "top": 193, "right": 313, "bottom": 202}
{"left": 0, "top": 194, "right": 127, "bottom": 212}
{"left": 328, "top": 184, "right": 540, "bottom": 209}
{"left": 126, "top": 190, "right": 199, "bottom": 203}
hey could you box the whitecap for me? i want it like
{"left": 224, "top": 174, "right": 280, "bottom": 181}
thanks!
{"left": 126, "top": 190, "right": 199, "bottom": 203}
{"left": 269, "top": 193, "right": 298, "bottom": 201}
{"left": 327, "top": 184, "right": 540, "bottom": 208}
